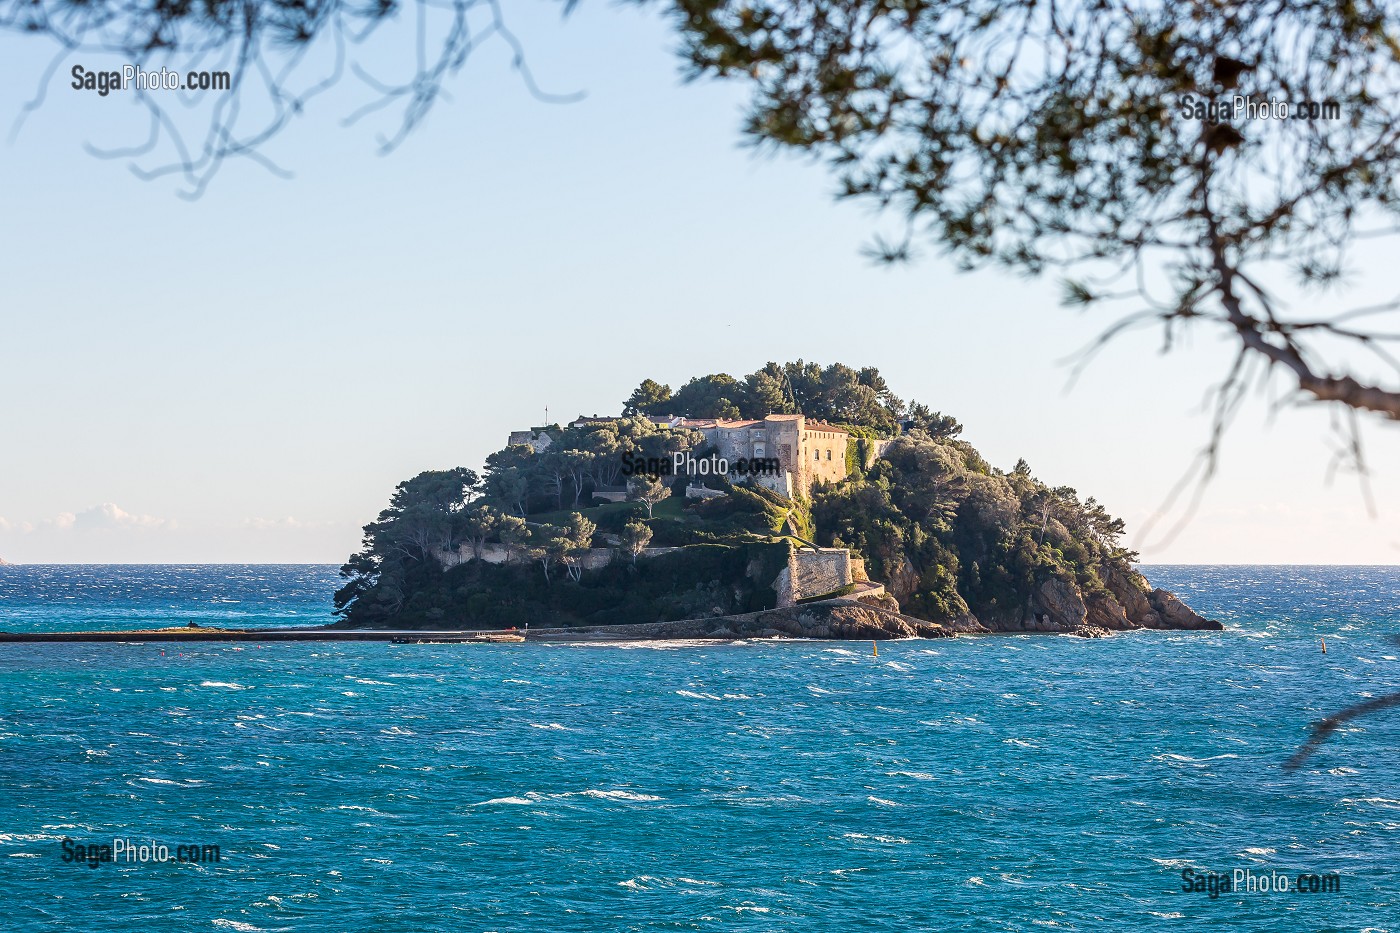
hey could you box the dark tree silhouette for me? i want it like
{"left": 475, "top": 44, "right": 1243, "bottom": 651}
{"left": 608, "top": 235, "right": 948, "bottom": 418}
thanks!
{"left": 2, "top": 0, "right": 580, "bottom": 197}
{"left": 662, "top": 0, "right": 1400, "bottom": 436}
{"left": 1285, "top": 689, "right": 1400, "bottom": 772}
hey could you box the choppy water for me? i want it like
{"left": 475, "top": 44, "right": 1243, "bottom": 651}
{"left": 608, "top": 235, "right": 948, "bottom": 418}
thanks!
{"left": 0, "top": 564, "right": 336, "bottom": 632}
{"left": 0, "top": 564, "right": 1397, "bottom": 930}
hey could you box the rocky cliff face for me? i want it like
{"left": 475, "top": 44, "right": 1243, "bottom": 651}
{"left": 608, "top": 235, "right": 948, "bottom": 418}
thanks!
{"left": 967, "top": 567, "right": 1219, "bottom": 633}
{"left": 527, "top": 569, "right": 1218, "bottom": 642}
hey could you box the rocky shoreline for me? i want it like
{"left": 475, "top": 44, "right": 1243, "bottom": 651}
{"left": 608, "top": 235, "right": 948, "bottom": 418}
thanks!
{"left": 0, "top": 577, "right": 1218, "bottom": 644}
{"left": 528, "top": 581, "right": 1220, "bottom": 643}
{"left": 527, "top": 595, "right": 951, "bottom": 642}
{"left": 979, "top": 568, "right": 1222, "bottom": 634}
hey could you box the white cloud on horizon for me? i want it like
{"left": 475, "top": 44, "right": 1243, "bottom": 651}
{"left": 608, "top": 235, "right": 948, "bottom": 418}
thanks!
{"left": 0, "top": 504, "right": 174, "bottom": 534}
{"left": 72, "top": 503, "right": 173, "bottom": 531}
{"left": 0, "top": 507, "right": 357, "bottom": 562}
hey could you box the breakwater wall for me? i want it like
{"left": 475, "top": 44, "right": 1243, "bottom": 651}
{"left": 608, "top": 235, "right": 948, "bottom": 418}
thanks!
{"left": 0, "top": 628, "right": 521, "bottom": 644}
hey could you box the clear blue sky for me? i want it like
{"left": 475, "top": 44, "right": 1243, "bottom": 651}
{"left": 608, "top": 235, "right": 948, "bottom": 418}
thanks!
{"left": 0, "top": 1, "right": 1396, "bottom": 564}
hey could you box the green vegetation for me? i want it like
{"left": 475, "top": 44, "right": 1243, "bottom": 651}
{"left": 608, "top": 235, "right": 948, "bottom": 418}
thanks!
{"left": 333, "top": 454, "right": 810, "bottom": 628}
{"left": 628, "top": 475, "right": 671, "bottom": 519}
{"left": 484, "top": 416, "right": 707, "bottom": 518}
{"left": 527, "top": 498, "right": 650, "bottom": 531}
{"left": 337, "top": 540, "right": 793, "bottom": 629}
{"left": 796, "top": 583, "right": 860, "bottom": 604}
{"left": 813, "top": 439, "right": 1138, "bottom": 626}
{"left": 335, "top": 361, "right": 1144, "bottom": 631}
{"left": 623, "top": 360, "right": 957, "bottom": 437}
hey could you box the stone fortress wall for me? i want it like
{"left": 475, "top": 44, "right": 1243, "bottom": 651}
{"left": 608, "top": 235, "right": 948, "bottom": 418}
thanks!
{"left": 436, "top": 540, "right": 857, "bottom": 606}
{"left": 773, "top": 547, "right": 855, "bottom": 608}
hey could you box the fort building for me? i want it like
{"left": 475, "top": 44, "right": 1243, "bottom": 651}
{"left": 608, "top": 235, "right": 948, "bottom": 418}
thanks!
{"left": 509, "top": 412, "right": 853, "bottom": 499}
{"left": 506, "top": 428, "right": 555, "bottom": 453}
{"left": 673, "top": 413, "right": 848, "bottom": 498}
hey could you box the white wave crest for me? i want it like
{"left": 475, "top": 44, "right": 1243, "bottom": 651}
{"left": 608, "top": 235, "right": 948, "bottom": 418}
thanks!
{"left": 582, "top": 789, "right": 662, "bottom": 802}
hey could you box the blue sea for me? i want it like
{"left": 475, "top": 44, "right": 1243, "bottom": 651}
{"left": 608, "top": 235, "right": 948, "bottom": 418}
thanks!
{"left": 0, "top": 565, "right": 1397, "bottom": 931}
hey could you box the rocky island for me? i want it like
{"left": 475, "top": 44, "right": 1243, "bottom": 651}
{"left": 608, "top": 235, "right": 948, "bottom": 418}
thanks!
{"left": 333, "top": 361, "right": 1218, "bottom": 640}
